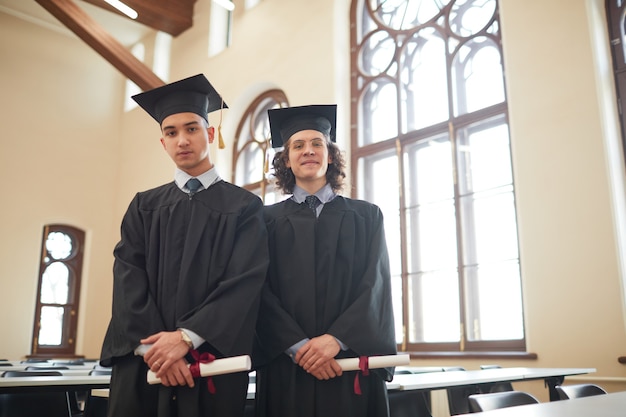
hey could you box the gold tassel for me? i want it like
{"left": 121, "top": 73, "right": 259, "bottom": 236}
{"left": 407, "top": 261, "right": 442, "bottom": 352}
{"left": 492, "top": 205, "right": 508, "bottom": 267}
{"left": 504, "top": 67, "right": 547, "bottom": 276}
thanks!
{"left": 218, "top": 126, "right": 225, "bottom": 149}
{"left": 264, "top": 138, "right": 271, "bottom": 173}
{"left": 217, "top": 98, "right": 225, "bottom": 149}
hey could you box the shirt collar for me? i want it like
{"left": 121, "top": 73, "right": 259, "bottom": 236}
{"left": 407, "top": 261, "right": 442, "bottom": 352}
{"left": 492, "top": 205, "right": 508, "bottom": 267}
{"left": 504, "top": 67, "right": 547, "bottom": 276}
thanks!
{"left": 292, "top": 183, "right": 336, "bottom": 204}
{"left": 174, "top": 167, "right": 221, "bottom": 191}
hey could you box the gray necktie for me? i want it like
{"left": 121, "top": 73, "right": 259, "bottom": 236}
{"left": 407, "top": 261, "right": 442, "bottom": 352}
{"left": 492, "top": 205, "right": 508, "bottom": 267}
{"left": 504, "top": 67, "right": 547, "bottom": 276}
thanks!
{"left": 186, "top": 178, "right": 202, "bottom": 194}
{"left": 305, "top": 195, "right": 321, "bottom": 214}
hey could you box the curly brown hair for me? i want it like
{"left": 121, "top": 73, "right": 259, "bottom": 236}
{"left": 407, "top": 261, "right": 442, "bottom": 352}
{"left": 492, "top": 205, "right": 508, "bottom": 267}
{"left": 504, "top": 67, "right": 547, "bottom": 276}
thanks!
{"left": 272, "top": 138, "right": 346, "bottom": 194}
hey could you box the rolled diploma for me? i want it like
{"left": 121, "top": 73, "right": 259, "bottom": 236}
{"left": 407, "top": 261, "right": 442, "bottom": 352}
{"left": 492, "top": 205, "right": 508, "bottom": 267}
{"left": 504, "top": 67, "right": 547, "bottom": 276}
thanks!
{"left": 335, "top": 353, "right": 410, "bottom": 371}
{"left": 147, "top": 355, "right": 251, "bottom": 385}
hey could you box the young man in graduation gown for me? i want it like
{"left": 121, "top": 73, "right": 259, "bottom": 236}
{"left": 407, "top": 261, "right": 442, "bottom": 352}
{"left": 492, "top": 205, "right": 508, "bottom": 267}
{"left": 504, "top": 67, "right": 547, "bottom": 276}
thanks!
{"left": 254, "top": 105, "right": 397, "bottom": 417}
{"left": 100, "top": 74, "right": 269, "bottom": 417}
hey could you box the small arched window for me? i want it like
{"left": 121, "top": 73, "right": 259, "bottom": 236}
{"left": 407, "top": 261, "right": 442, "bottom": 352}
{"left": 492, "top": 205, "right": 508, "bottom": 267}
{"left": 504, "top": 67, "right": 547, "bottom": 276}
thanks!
{"left": 231, "top": 89, "right": 289, "bottom": 204}
{"left": 30, "top": 224, "right": 85, "bottom": 358}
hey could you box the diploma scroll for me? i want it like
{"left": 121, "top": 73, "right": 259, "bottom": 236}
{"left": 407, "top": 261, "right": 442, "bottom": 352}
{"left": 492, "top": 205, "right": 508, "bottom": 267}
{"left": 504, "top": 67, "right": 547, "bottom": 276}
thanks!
{"left": 147, "top": 354, "right": 251, "bottom": 385}
{"left": 336, "top": 353, "right": 410, "bottom": 371}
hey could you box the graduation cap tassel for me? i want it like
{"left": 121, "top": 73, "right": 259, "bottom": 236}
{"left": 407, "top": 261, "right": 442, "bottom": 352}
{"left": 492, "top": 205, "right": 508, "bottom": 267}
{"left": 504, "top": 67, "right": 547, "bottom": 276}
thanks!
{"left": 218, "top": 126, "right": 225, "bottom": 149}
{"left": 264, "top": 138, "right": 271, "bottom": 174}
{"left": 218, "top": 98, "right": 226, "bottom": 149}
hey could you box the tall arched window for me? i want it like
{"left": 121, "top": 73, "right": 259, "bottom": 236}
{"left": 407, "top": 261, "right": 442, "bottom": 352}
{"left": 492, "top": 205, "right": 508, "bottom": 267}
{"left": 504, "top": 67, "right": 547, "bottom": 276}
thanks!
{"left": 350, "top": 0, "right": 525, "bottom": 353}
{"left": 31, "top": 224, "right": 85, "bottom": 358}
{"left": 231, "top": 89, "right": 289, "bottom": 204}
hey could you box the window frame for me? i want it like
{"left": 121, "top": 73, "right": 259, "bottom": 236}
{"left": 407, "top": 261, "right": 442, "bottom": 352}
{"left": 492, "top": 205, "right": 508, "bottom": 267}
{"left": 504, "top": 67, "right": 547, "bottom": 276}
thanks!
{"left": 231, "top": 89, "right": 289, "bottom": 201}
{"left": 30, "top": 224, "right": 85, "bottom": 358}
{"left": 349, "top": 0, "right": 526, "bottom": 354}
{"left": 606, "top": 0, "right": 626, "bottom": 154}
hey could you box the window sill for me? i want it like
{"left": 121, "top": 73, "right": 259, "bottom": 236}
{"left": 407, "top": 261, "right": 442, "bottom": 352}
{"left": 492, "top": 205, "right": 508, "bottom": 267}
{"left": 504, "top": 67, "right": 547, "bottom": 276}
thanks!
{"left": 404, "top": 351, "right": 538, "bottom": 360}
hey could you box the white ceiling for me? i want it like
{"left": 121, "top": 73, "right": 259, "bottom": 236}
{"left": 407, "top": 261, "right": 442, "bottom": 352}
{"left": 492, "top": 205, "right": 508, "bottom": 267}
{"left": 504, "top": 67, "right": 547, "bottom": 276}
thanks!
{"left": 0, "top": 0, "right": 152, "bottom": 46}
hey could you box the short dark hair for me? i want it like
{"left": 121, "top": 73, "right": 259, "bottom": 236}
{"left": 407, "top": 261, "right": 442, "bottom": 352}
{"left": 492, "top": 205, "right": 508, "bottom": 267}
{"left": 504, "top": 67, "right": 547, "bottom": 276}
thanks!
{"left": 272, "top": 138, "right": 346, "bottom": 194}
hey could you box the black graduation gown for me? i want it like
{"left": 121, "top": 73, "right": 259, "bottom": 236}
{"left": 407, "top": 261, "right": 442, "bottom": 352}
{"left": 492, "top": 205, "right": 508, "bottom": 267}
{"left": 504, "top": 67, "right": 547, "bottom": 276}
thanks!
{"left": 254, "top": 196, "right": 396, "bottom": 417}
{"left": 100, "top": 181, "right": 269, "bottom": 417}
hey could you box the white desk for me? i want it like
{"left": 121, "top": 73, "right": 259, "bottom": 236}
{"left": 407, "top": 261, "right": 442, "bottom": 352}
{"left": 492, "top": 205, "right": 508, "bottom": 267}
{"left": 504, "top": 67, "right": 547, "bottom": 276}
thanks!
{"left": 0, "top": 360, "right": 96, "bottom": 367}
{"left": 0, "top": 364, "right": 596, "bottom": 415}
{"left": 0, "top": 362, "right": 109, "bottom": 378}
{"left": 390, "top": 367, "right": 595, "bottom": 401}
{"left": 87, "top": 382, "right": 257, "bottom": 400}
{"left": 394, "top": 366, "right": 445, "bottom": 375}
{"left": 456, "top": 390, "right": 626, "bottom": 417}
{"left": 0, "top": 374, "right": 110, "bottom": 393}
{"left": 1, "top": 368, "right": 95, "bottom": 376}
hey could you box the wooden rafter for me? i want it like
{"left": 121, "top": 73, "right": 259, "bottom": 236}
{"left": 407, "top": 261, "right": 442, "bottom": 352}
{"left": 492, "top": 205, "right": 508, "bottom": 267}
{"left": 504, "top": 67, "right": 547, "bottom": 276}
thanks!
{"left": 35, "top": 0, "right": 164, "bottom": 91}
{"left": 81, "top": 0, "right": 196, "bottom": 37}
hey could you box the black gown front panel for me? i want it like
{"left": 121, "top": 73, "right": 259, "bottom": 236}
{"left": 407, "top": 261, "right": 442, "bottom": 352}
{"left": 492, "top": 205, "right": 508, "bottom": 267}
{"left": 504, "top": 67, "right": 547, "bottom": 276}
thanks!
{"left": 255, "top": 196, "right": 396, "bottom": 417}
{"left": 101, "top": 181, "right": 268, "bottom": 417}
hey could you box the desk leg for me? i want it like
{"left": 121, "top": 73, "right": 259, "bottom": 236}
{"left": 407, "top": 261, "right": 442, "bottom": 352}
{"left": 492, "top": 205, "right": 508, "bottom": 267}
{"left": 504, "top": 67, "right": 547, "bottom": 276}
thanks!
{"left": 544, "top": 376, "right": 564, "bottom": 401}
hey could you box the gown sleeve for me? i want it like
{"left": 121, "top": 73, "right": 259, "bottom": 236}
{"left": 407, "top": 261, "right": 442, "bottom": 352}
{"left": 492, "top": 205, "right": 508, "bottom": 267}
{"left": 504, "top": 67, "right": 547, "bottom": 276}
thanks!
{"left": 99, "top": 192, "right": 166, "bottom": 364}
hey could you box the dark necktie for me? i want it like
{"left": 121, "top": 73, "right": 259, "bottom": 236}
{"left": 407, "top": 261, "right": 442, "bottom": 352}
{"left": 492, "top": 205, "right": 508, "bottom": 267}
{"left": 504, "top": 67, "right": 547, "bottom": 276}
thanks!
{"left": 305, "top": 195, "right": 321, "bottom": 214}
{"left": 186, "top": 178, "right": 202, "bottom": 194}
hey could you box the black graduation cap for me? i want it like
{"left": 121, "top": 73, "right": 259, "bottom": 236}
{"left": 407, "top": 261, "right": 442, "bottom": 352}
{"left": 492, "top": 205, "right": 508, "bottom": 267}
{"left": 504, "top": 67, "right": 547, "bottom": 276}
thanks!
{"left": 267, "top": 104, "right": 337, "bottom": 149}
{"left": 132, "top": 74, "right": 228, "bottom": 125}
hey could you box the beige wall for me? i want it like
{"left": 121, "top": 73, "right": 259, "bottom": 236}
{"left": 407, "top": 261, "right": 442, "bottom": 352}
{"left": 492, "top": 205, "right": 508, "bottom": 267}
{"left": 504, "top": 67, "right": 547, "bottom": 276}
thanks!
{"left": 1, "top": 0, "right": 625, "bottom": 407}
{"left": 0, "top": 10, "right": 123, "bottom": 359}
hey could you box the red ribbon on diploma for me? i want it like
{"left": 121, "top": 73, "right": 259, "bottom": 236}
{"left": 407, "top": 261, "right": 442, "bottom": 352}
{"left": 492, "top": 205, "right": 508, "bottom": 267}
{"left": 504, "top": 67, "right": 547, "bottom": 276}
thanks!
{"left": 189, "top": 349, "right": 216, "bottom": 394}
{"left": 353, "top": 356, "right": 370, "bottom": 395}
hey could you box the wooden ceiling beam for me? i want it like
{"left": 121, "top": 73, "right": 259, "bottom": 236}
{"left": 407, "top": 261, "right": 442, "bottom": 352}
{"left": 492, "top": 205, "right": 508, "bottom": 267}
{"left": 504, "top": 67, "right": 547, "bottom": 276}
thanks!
{"left": 81, "top": 0, "right": 196, "bottom": 37}
{"left": 35, "top": 0, "right": 164, "bottom": 91}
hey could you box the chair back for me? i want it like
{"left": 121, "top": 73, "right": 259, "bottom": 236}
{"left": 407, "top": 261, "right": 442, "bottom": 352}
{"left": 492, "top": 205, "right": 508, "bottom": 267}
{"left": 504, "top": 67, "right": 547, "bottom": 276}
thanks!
{"left": 24, "top": 366, "right": 69, "bottom": 371}
{"left": 442, "top": 367, "right": 480, "bottom": 415}
{"left": 388, "top": 390, "right": 433, "bottom": 417}
{"left": 53, "top": 359, "right": 85, "bottom": 366}
{"left": 394, "top": 369, "right": 413, "bottom": 375}
{"left": 468, "top": 390, "right": 539, "bottom": 412}
{"left": 89, "top": 369, "right": 112, "bottom": 376}
{"left": 479, "top": 364, "right": 514, "bottom": 393}
{"left": 555, "top": 383, "right": 607, "bottom": 400}
{"left": 0, "top": 369, "right": 72, "bottom": 417}
{"left": 2, "top": 370, "right": 63, "bottom": 377}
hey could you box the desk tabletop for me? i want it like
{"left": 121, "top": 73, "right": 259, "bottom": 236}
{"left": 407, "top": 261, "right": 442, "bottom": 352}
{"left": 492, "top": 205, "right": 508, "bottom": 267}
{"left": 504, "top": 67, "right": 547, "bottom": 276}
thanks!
{"left": 0, "top": 374, "right": 110, "bottom": 393}
{"left": 1, "top": 368, "right": 95, "bottom": 376}
{"left": 0, "top": 360, "right": 98, "bottom": 367}
{"left": 0, "top": 360, "right": 109, "bottom": 377}
{"left": 0, "top": 364, "right": 595, "bottom": 398}
{"left": 90, "top": 384, "right": 259, "bottom": 400}
{"left": 394, "top": 366, "right": 444, "bottom": 375}
{"left": 391, "top": 367, "right": 595, "bottom": 391}
{"left": 457, "top": 390, "right": 626, "bottom": 417}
